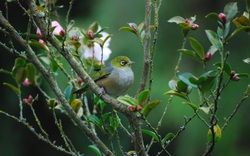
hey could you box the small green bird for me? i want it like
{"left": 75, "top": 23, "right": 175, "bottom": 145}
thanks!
{"left": 74, "top": 56, "right": 134, "bottom": 97}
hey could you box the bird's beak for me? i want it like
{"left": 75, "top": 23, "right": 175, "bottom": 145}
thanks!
{"left": 128, "top": 61, "right": 135, "bottom": 65}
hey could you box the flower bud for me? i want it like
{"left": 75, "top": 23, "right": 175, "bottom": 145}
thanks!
{"left": 185, "top": 19, "right": 190, "bottom": 24}
{"left": 231, "top": 76, "right": 240, "bottom": 81}
{"left": 128, "top": 106, "right": 136, "bottom": 112}
{"left": 136, "top": 105, "right": 142, "bottom": 111}
{"left": 87, "top": 30, "right": 94, "bottom": 39}
{"left": 77, "top": 77, "right": 83, "bottom": 85}
{"left": 231, "top": 70, "right": 236, "bottom": 77}
{"left": 36, "top": 28, "right": 43, "bottom": 37}
{"left": 72, "top": 35, "right": 77, "bottom": 41}
{"left": 219, "top": 13, "right": 226, "bottom": 21}
{"left": 22, "top": 78, "right": 31, "bottom": 86}
{"left": 28, "top": 95, "right": 33, "bottom": 102}
{"left": 23, "top": 98, "right": 29, "bottom": 104}
{"left": 204, "top": 52, "right": 212, "bottom": 61}
{"left": 191, "top": 23, "right": 199, "bottom": 30}
{"left": 130, "top": 25, "right": 136, "bottom": 31}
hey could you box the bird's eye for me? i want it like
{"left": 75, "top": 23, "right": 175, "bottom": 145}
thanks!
{"left": 120, "top": 60, "right": 126, "bottom": 66}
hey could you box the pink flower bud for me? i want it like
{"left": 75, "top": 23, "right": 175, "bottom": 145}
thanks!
{"left": 191, "top": 23, "right": 199, "bottom": 30}
{"left": 204, "top": 52, "right": 212, "bottom": 61}
{"left": 136, "top": 105, "right": 142, "bottom": 111}
{"left": 87, "top": 30, "right": 94, "bottom": 39}
{"left": 185, "top": 19, "right": 190, "bottom": 24}
{"left": 36, "top": 28, "right": 43, "bottom": 37}
{"left": 28, "top": 95, "right": 33, "bottom": 102}
{"left": 231, "top": 76, "right": 240, "bottom": 81}
{"left": 39, "top": 39, "right": 46, "bottom": 45}
{"left": 51, "top": 21, "right": 65, "bottom": 36}
{"left": 128, "top": 106, "right": 136, "bottom": 112}
{"left": 131, "top": 25, "right": 136, "bottom": 30}
{"left": 219, "top": 13, "right": 226, "bottom": 21}
{"left": 23, "top": 98, "right": 29, "bottom": 104}
{"left": 77, "top": 77, "right": 83, "bottom": 84}
{"left": 231, "top": 70, "right": 236, "bottom": 77}
{"left": 72, "top": 35, "right": 77, "bottom": 41}
{"left": 22, "top": 78, "right": 31, "bottom": 86}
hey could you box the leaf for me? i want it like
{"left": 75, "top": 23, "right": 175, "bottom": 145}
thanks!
{"left": 236, "top": 73, "right": 249, "bottom": 78}
{"left": 207, "top": 124, "right": 222, "bottom": 143}
{"left": 178, "top": 49, "right": 202, "bottom": 63}
{"left": 137, "top": 89, "right": 150, "bottom": 106}
{"left": 182, "top": 102, "right": 198, "bottom": 112}
{"left": 64, "top": 85, "right": 73, "bottom": 101}
{"left": 176, "top": 80, "right": 191, "bottom": 94}
{"left": 168, "top": 16, "right": 185, "bottom": 24}
{"left": 188, "top": 37, "right": 205, "bottom": 59}
{"left": 214, "top": 62, "right": 232, "bottom": 76}
{"left": 87, "top": 115, "right": 101, "bottom": 127}
{"left": 29, "top": 41, "right": 48, "bottom": 51}
{"left": 205, "top": 12, "right": 220, "bottom": 21}
{"left": 168, "top": 79, "right": 178, "bottom": 91}
{"left": 179, "top": 72, "right": 198, "bottom": 88}
{"left": 3, "top": 82, "right": 20, "bottom": 96}
{"left": 141, "top": 129, "right": 159, "bottom": 142}
{"left": 224, "top": 2, "right": 238, "bottom": 21}
{"left": 205, "top": 30, "right": 223, "bottom": 52}
{"left": 117, "top": 95, "right": 138, "bottom": 106}
{"left": 243, "top": 58, "right": 250, "bottom": 64}
{"left": 164, "top": 90, "right": 189, "bottom": 101}
{"left": 162, "top": 132, "right": 175, "bottom": 144}
{"left": 88, "top": 22, "right": 99, "bottom": 32}
{"left": 119, "top": 27, "right": 137, "bottom": 35}
{"left": 26, "top": 63, "right": 36, "bottom": 84}
{"left": 142, "top": 100, "right": 161, "bottom": 117}
{"left": 199, "top": 106, "right": 211, "bottom": 114}
{"left": 227, "top": 26, "right": 250, "bottom": 41}
{"left": 88, "top": 145, "right": 101, "bottom": 156}
{"left": 12, "top": 66, "right": 28, "bottom": 85}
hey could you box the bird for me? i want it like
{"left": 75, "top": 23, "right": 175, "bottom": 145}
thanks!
{"left": 74, "top": 56, "right": 134, "bottom": 97}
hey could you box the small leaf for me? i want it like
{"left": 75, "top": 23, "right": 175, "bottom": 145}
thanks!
{"left": 214, "top": 62, "right": 232, "bottom": 76}
{"left": 236, "top": 73, "right": 249, "bottom": 78}
{"left": 168, "top": 79, "right": 178, "bottom": 91}
{"left": 179, "top": 72, "right": 198, "bottom": 88}
{"left": 26, "top": 63, "right": 36, "bottom": 84}
{"left": 162, "top": 132, "right": 175, "bottom": 144}
{"left": 87, "top": 115, "right": 101, "bottom": 127}
{"left": 243, "top": 58, "right": 250, "bottom": 64}
{"left": 178, "top": 49, "right": 202, "bottom": 63}
{"left": 12, "top": 67, "right": 28, "bottom": 85}
{"left": 207, "top": 124, "right": 222, "bottom": 143}
{"left": 176, "top": 80, "right": 190, "bottom": 94}
{"left": 142, "top": 100, "right": 161, "bottom": 117}
{"left": 205, "top": 12, "right": 220, "bottom": 21}
{"left": 205, "top": 30, "right": 223, "bottom": 52}
{"left": 164, "top": 90, "right": 189, "bottom": 101}
{"left": 137, "top": 89, "right": 150, "bottom": 106}
{"left": 88, "top": 22, "right": 99, "bottom": 32}
{"left": 182, "top": 102, "right": 198, "bottom": 112}
{"left": 141, "top": 129, "right": 159, "bottom": 142}
{"left": 168, "top": 16, "right": 185, "bottom": 24}
{"left": 88, "top": 145, "right": 101, "bottom": 156}
{"left": 119, "top": 27, "right": 137, "bottom": 34}
{"left": 117, "top": 95, "right": 138, "bottom": 106}
{"left": 188, "top": 37, "right": 205, "bottom": 59}
{"left": 224, "top": 2, "right": 238, "bottom": 21}
{"left": 137, "top": 23, "right": 144, "bottom": 33}
{"left": 199, "top": 106, "right": 211, "bottom": 114}
{"left": 64, "top": 85, "right": 73, "bottom": 101}
{"left": 3, "top": 82, "right": 20, "bottom": 96}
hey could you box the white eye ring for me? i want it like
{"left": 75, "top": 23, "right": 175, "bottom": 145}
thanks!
{"left": 120, "top": 60, "right": 126, "bottom": 66}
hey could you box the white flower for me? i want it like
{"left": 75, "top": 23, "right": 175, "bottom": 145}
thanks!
{"left": 83, "top": 31, "right": 112, "bottom": 62}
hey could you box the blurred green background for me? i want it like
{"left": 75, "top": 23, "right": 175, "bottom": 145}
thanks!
{"left": 0, "top": 0, "right": 250, "bottom": 156}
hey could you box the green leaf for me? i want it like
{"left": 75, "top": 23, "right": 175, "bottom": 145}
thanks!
{"left": 162, "top": 132, "right": 175, "bottom": 144}
{"left": 26, "top": 63, "right": 36, "bottom": 84}
{"left": 207, "top": 124, "right": 222, "bottom": 143}
{"left": 236, "top": 73, "right": 249, "bottom": 78}
{"left": 182, "top": 102, "right": 198, "bottom": 112}
{"left": 188, "top": 37, "right": 205, "bottom": 59}
{"left": 226, "top": 26, "right": 250, "bottom": 41}
{"left": 205, "top": 30, "right": 223, "bottom": 52}
{"left": 88, "top": 145, "right": 101, "bottom": 156}
{"left": 3, "top": 82, "right": 20, "bottom": 96}
{"left": 12, "top": 66, "right": 28, "bottom": 85}
{"left": 224, "top": 2, "right": 238, "bottom": 21}
{"left": 87, "top": 115, "right": 101, "bottom": 127}
{"left": 176, "top": 80, "right": 191, "bottom": 94}
{"left": 205, "top": 12, "right": 220, "bottom": 21}
{"left": 164, "top": 90, "right": 189, "bottom": 101}
{"left": 88, "top": 22, "right": 99, "bottom": 32}
{"left": 119, "top": 27, "right": 137, "bottom": 35}
{"left": 64, "top": 85, "right": 73, "bottom": 101}
{"left": 214, "top": 62, "right": 232, "bottom": 76}
{"left": 137, "top": 89, "right": 150, "bottom": 106}
{"left": 141, "top": 129, "right": 159, "bottom": 142}
{"left": 29, "top": 41, "right": 48, "bottom": 51}
{"left": 117, "top": 95, "right": 138, "bottom": 106}
{"left": 137, "top": 22, "right": 144, "bottom": 33}
{"left": 179, "top": 72, "right": 198, "bottom": 88}
{"left": 142, "top": 100, "right": 161, "bottom": 117}
{"left": 177, "top": 49, "right": 202, "bottom": 63}
{"left": 168, "top": 16, "right": 185, "bottom": 24}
